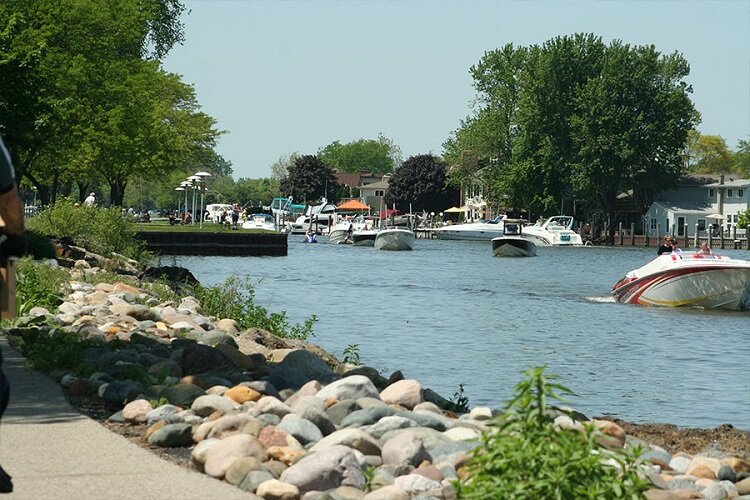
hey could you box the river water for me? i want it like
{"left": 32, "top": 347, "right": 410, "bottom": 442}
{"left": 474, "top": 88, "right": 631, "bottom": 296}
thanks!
{"left": 172, "top": 238, "right": 750, "bottom": 430}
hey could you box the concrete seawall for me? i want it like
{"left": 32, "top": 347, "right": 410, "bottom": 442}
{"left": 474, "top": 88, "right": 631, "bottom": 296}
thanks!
{"left": 137, "top": 230, "right": 288, "bottom": 256}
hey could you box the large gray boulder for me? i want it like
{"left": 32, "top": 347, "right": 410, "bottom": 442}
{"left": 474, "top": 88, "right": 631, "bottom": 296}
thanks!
{"left": 279, "top": 445, "right": 366, "bottom": 492}
{"left": 316, "top": 376, "right": 380, "bottom": 402}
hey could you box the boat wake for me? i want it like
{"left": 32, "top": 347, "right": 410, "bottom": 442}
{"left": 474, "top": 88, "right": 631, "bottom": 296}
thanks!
{"left": 585, "top": 296, "right": 616, "bottom": 304}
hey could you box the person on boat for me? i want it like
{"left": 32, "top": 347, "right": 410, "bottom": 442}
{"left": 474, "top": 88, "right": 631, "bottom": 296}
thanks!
{"left": 657, "top": 235, "right": 674, "bottom": 255}
{"left": 699, "top": 242, "right": 712, "bottom": 255}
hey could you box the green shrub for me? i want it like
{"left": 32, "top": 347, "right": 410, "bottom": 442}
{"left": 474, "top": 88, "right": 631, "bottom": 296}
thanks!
{"left": 189, "top": 276, "right": 317, "bottom": 340}
{"left": 447, "top": 383, "right": 470, "bottom": 414}
{"left": 26, "top": 199, "right": 148, "bottom": 261}
{"left": 738, "top": 209, "right": 749, "bottom": 229}
{"left": 25, "top": 229, "right": 56, "bottom": 259}
{"left": 343, "top": 343, "right": 361, "bottom": 365}
{"left": 16, "top": 327, "right": 99, "bottom": 376}
{"left": 15, "top": 258, "right": 70, "bottom": 316}
{"left": 457, "top": 366, "right": 648, "bottom": 499}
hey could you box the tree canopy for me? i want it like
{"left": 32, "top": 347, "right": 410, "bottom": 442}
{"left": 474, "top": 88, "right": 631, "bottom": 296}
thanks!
{"left": 444, "top": 34, "right": 698, "bottom": 237}
{"left": 279, "top": 155, "right": 340, "bottom": 204}
{"left": 385, "top": 154, "right": 458, "bottom": 213}
{"left": 318, "top": 134, "right": 401, "bottom": 174}
{"left": 0, "top": 0, "right": 224, "bottom": 206}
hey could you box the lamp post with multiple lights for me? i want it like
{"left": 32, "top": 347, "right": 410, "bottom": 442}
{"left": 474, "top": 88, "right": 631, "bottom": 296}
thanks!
{"left": 195, "top": 171, "right": 211, "bottom": 228}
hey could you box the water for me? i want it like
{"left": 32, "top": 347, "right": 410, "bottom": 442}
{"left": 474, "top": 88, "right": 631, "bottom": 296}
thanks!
{"left": 171, "top": 239, "right": 750, "bottom": 429}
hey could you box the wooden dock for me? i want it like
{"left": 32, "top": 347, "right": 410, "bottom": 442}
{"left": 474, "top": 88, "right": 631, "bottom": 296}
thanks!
{"left": 137, "top": 231, "right": 288, "bottom": 256}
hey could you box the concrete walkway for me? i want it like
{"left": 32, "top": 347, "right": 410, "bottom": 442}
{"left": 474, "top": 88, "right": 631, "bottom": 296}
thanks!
{"left": 0, "top": 334, "right": 252, "bottom": 499}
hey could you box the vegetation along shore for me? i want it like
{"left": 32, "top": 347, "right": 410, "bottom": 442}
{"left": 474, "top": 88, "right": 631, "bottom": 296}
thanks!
{"left": 2, "top": 203, "right": 748, "bottom": 499}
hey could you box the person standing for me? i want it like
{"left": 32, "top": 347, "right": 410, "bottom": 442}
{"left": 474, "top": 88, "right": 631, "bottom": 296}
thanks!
{"left": 0, "top": 137, "right": 27, "bottom": 493}
{"left": 84, "top": 192, "right": 96, "bottom": 207}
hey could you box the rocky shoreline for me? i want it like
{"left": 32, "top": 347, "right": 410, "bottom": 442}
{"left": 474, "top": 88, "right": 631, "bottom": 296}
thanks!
{"left": 5, "top": 259, "right": 750, "bottom": 499}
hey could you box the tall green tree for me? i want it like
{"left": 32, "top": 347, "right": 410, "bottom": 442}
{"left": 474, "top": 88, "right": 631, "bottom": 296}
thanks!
{"left": 684, "top": 133, "right": 734, "bottom": 174}
{"left": 385, "top": 154, "right": 458, "bottom": 213}
{"left": 318, "top": 134, "right": 400, "bottom": 174}
{"left": 279, "top": 155, "right": 339, "bottom": 204}
{"left": 447, "top": 33, "right": 697, "bottom": 237}
{"left": 734, "top": 138, "right": 750, "bottom": 178}
{"left": 0, "top": 0, "right": 214, "bottom": 206}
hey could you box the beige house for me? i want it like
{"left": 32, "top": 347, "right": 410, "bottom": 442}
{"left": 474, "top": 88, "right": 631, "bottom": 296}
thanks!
{"left": 359, "top": 176, "right": 390, "bottom": 211}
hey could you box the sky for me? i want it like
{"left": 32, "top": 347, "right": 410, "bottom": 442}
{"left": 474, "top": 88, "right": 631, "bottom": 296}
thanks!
{"left": 162, "top": 0, "right": 750, "bottom": 180}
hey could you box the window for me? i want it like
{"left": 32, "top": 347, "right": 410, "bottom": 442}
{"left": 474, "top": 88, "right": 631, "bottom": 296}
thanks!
{"left": 709, "top": 189, "right": 715, "bottom": 198}
{"left": 375, "top": 190, "right": 384, "bottom": 197}
{"left": 650, "top": 218, "right": 657, "bottom": 230}
{"left": 697, "top": 219, "right": 706, "bottom": 231}
{"left": 677, "top": 216, "right": 685, "bottom": 235}
{"left": 739, "top": 189, "right": 744, "bottom": 198}
{"left": 727, "top": 189, "right": 733, "bottom": 198}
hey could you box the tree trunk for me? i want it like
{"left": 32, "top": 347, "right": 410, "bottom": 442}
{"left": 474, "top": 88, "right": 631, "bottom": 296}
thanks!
{"left": 76, "top": 181, "right": 90, "bottom": 203}
{"left": 108, "top": 180, "right": 127, "bottom": 207}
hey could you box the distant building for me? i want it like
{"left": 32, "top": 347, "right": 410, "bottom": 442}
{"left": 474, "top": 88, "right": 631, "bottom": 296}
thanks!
{"left": 358, "top": 176, "right": 390, "bottom": 211}
{"left": 334, "top": 172, "right": 382, "bottom": 199}
{"left": 644, "top": 174, "right": 749, "bottom": 237}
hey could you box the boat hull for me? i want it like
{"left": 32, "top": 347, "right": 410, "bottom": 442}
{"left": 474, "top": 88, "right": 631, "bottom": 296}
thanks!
{"left": 431, "top": 223, "right": 505, "bottom": 241}
{"left": 612, "top": 254, "right": 750, "bottom": 311}
{"left": 329, "top": 229, "right": 351, "bottom": 244}
{"left": 374, "top": 229, "right": 415, "bottom": 251}
{"left": 492, "top": 237, "right": 537, "bottom": 257}
{"left": 352, "top": 230, "right": 377, "bottom": 247}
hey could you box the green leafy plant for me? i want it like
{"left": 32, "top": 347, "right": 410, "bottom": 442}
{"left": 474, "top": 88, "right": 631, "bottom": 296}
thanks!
{"left": 342, "top": 343, "right": 361, "bottom": 365}
{"left": 457, "top": 366, "right": 649, "bottom": 499}
{"left": 15, "top": 258, "right": 70, "bottom": 316}
{"left": 14, "top": 327, "right": 99, "bottom": 376}
{"left": 447, "top": 382, "right": 470, "bottom": 413}
{"left": 27, "top": 199, "right": 148, "bottom": 261}
{"left": 189, "top": 276, "right": 317, "bottom": 340}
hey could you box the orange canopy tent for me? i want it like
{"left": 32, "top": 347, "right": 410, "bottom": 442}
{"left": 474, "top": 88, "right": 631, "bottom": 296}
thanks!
{"left": 336, "top": 199, "right": 371, "bottom": 211}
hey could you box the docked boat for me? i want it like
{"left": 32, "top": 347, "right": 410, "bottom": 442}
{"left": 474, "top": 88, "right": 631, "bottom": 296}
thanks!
{"left": 430, "top": 216, "right": 506, "bottom": 241}
{"left": 491, "top": 220, "right": 536, "bottom": 257}
{"left": 521, "top": 215, "right": 582, "bottom": 246}
{"left": 289, "top": 198, "right": 337, "bottom": 234}
{"left": 241, "top": 213, "right": 277, "bottom": 231}
{"left": 612, "top": 252, "right": 750, "bottom": 310}
{"left": 374, "top": 227, "right": 415, "bottom": 251}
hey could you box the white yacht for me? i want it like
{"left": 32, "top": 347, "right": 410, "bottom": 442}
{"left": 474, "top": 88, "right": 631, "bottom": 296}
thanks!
{"left": 491, "top": 220, "right": 537, "bottom": 257}
{"left": 328, "top": 216, "right": 369, "bottom": 244}
{"left": 431, "top": 216, "right": 506, "bottom": 241}
{"left": 289, "top": 198, "right": 337, "bottom": 234}
{"left": 521, "top": 216, "right": 582, "bottom": 246}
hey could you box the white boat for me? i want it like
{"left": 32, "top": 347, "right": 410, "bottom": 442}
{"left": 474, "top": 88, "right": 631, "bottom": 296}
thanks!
{"left": 289, "top": 198, "right": 338, "bottom": 234}
{"left": 241, "top": 213, "right": 277, "bottom": 231}
{"left": 491, "top": 220, "right": 536, "bottom": 257}
{"left": 431, "top": 216, "right": 506, "bottom": 241}
{"left": 374, "top": 227, "right": 415, "bottom": 251}
{"left": 521, "top": 215, "right": 582, "bottom": 246}
{"left": 352, "top": 229, "right": 379, "bottom": 247}
{"left": 612, "top": 252, "right": 750, "bottom": 310}
{"left": 328, "top": 216, "right": 369, "bottom": 244}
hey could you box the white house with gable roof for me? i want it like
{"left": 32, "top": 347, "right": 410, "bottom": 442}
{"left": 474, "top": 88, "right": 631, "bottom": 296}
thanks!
{"left": 644, "top": 174, "right": 749, "bottom": 238}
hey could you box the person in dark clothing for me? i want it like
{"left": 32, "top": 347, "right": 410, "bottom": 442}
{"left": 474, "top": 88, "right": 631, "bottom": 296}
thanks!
{"left": 0, "top": 137, "right": 26, "bottom": 493}
{"left": 657, "top": 235, "right": 674, "bottom": 255}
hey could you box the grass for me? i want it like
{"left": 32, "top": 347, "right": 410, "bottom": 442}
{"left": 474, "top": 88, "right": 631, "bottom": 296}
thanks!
{"left": 134, "top": 221, "right": 278, "bottom": 234}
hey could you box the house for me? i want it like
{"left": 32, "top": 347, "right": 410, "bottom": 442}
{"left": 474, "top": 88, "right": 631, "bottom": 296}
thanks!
{"left": 644, "top": 174, "right": 749, "bottom": 237}
{"left": 334, "top": 172, "right": 382, "bottom": 199}
{"left": 359, "top": 176, "right": 390, "bottom": 211}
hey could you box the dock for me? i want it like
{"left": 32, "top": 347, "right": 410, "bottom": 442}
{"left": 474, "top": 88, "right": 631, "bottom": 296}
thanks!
{"left": 137, "top": 230, "right": 287, "bottom": 256}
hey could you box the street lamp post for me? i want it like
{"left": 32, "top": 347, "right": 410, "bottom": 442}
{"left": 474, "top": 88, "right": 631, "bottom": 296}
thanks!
{"left": 187, "top": 175, "right": 201, "bottom": 225}
{"left": 180, "top": 181, "right": 190, "bottom": 223}
{"left": 175, "top": 187, "right": 185, "bottom": 220}
{"left": 195, "top": 171, "right": 211, "bottom": 228}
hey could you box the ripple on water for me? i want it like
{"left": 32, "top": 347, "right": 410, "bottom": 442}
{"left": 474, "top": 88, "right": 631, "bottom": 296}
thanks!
{"left": 176, "top": 243, "right": 750, "bottom": 429}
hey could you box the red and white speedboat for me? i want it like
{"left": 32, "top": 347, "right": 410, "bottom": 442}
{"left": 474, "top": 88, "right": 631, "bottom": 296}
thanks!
{"left": 612, "top": 252, "right": 750, "bottom": 311}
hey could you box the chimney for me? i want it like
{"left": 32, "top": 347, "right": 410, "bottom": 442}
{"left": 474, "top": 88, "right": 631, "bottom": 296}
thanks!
{"left": 719, "top": 174, "right": 724, "bottom": 185}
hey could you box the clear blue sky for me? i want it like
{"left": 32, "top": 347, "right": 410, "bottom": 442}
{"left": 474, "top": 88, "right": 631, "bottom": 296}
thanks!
{"left": 162, "top": 0, "right": 750, "bottom": 180}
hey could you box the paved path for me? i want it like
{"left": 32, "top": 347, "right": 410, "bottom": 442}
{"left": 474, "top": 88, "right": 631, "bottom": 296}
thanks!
{"left": 0, "top": 334, "right": 252, "bottom": 499}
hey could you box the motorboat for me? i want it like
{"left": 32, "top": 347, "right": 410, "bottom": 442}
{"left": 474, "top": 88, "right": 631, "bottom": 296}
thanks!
{"left": 521, "top": 215, "right": 582, "bottom": 246}
{"left": 430, "top": 216, "right": 506, "bottom": 241}
{"left": 352, "top": 229, "right": 379, "bottom": 247}
{"left": 612, "top": 252, "right": 750, "bottom": 310}
{"left": 491, "top": 220, "right": 537, "bottom": 257}
{"left": 374, "top": 227, "right": 415, "bottom": 251}
{"left": 241, "top": 213, "right": 277, "bottom": 231}
{"left": 328, "top": 216, "right": 370, "bottom": 244}
{"left": 289, "top": 199, "right": 338, "bottom": 234}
